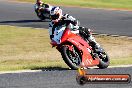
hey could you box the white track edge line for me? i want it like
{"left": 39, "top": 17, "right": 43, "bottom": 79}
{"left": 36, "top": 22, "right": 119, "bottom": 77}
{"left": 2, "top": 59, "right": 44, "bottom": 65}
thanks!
{"left": 0, "top": 65, "right": 132, "bottom": 74}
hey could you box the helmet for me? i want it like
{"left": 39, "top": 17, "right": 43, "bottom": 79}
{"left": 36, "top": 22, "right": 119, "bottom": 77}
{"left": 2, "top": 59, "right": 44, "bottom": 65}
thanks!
{"left": 36, "top": 0, "right": 43, "bottom": 6}
{"left": 50, "top": 7, "right": 62, "bottom": 20}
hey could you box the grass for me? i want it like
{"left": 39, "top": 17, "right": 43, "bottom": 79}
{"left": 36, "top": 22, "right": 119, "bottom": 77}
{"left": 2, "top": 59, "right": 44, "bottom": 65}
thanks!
{"left": 0, "top": 25, "right": 132, "bottom": 71}
{"left": 111, "top": 57, "right": 132, "bottom": 66}
{"left": 95, "top": 35, "right": 132, "bottom": 65}
{"left": 0, "top": 25, "right": 68, "bottom": 71}
{"left": 14, "top": 0, "right": 132, "bottom": 10}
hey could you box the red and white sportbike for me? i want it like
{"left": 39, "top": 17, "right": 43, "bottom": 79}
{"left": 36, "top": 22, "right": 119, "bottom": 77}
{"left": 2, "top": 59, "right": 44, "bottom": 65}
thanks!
{"left": 50, "top": 22, "right": 109, "bottom": 69}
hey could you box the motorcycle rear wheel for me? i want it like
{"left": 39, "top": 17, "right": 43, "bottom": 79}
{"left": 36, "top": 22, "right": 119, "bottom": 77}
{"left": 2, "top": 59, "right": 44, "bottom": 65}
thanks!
{"left": 61, "top": 44, "right": 82, "bottom": 70}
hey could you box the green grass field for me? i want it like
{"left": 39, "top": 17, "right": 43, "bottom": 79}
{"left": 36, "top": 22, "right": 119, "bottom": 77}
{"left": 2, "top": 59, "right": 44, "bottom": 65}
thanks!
{"left": 0, "top": 25, "right": 132, "bottom": 71}
{"left": 15, "top": 0, "right": 132, "bottom": 10}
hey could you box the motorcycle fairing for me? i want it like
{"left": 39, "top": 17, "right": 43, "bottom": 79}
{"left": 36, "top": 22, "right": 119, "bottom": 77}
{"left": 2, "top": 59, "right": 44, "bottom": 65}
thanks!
{"left": 61, "top": 28, "right": 99, "bottom": 67}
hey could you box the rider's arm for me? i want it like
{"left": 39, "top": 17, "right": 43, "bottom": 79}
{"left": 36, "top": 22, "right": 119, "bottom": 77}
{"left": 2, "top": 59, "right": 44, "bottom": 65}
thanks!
{"left": 38, "top": 3, "right": 47, "bottom": 10}
{"left": 63, "top": 14, "right": 79, "bottom": 26}
{"left": 42, "top": 3, "right": 49, "bottom": 8}
{"left": 58, "top": 8, "right": 62, "bottom": 21}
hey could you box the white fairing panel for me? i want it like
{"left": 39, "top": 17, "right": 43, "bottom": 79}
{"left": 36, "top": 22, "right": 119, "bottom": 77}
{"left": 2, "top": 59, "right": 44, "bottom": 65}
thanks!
{"left": 53, "top": 26, "right": 66, "bottom": 44}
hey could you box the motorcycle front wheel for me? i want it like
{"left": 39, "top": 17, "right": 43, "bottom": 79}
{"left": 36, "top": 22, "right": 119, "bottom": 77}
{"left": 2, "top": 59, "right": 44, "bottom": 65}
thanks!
{"left": 35, "top": 10, "right": 46, "bottom": 21}
{"left": 61, "top": 44, "right": 82, "bottom": 70}
{"left": 96, "top": 48, "right": 110, "bottom": 69}
{"left": 37, "top": 14, "right": 46, "bottom": 21}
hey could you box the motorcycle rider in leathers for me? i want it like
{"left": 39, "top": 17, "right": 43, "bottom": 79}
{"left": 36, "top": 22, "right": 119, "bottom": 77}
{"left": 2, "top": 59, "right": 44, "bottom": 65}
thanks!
{"left": 49, "top": 7, "right": 100, "bottom": 51}
{"left": 35, "top": 0, "right": 53, "bottom": 15}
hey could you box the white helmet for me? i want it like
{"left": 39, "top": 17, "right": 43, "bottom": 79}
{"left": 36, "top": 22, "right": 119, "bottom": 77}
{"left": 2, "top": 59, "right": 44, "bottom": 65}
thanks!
{"left": 50, "top": 7, "right": 62, "bottom": 20}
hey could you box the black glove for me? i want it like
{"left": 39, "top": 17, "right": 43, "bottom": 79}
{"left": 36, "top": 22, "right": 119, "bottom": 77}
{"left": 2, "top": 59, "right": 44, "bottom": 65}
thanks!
{"left": 50, "top": 35, "right": 54, "bottom": 40}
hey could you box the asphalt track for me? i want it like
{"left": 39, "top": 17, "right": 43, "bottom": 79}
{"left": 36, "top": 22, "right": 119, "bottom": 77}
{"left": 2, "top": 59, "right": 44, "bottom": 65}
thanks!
{"left": 0, "top": 0, "right": 132, "bottom": 88}
{"left": 0, "top": 0, "right": 132, "bottom": 36}
{"left": 0, "top": 67, "right": 132, "bottom": 88}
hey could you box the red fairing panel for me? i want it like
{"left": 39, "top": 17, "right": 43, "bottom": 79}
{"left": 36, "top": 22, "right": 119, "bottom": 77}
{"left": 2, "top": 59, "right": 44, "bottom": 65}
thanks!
{"left": 61, "top": 28, "right": 99, "bottom": 67}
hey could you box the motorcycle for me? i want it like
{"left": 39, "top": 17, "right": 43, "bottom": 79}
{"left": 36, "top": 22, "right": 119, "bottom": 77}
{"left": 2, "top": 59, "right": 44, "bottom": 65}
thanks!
{"left": 50, "top": 21, "right": 109, "bottom": 69}
{"left": 34, "top": 4, "right": 51, "bottom": 21}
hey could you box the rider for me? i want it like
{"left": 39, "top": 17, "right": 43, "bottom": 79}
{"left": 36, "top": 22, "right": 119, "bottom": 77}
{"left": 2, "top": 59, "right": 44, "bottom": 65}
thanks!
{"left": 35, "top": 0, "right": 53, "bottom": 14}
{"left": 49, "top": 7, "right": 100, "bottom": 50}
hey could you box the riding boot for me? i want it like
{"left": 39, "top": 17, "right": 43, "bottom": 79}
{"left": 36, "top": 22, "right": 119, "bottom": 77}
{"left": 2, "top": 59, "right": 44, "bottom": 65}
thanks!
{"left": 88, "top": 34, "right": 101, "bottom": 52}
{"left": 79, "top": 27, "right": 100, "bottom": 50}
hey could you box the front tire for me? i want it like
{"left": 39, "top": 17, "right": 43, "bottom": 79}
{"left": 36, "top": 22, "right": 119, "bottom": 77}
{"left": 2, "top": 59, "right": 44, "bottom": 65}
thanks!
{"left": 61, "top": 44, "right": 82, "bottom": 70}
{"left": 96, "top": 49, "right": 110, "bottom": 69}
{"left": 35, "top": 10, "right": 46, "bottom": 21}
{"left": 37, "top": 14, "right": 46, "bottom": 21}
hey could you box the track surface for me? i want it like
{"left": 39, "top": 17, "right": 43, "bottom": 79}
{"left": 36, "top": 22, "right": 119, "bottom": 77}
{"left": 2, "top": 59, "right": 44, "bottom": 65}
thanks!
{"left": 0, "top": 0, "right": 132, "bottom": 88}
{"left": 0, "top": 0, "right": 132, "bottom": 36}
{"left": 0, "top": 67, "right": 132, "bottom": 88}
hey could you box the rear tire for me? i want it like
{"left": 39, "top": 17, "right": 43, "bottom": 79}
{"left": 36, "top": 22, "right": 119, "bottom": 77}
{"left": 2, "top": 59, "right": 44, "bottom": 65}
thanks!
{"left": 61, "top": 44, "right": 82, "bottom": 70}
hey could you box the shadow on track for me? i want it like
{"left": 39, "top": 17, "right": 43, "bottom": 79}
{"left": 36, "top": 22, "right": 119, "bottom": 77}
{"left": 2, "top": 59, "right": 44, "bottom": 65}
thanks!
{"left": 31, "top": 66, "right": 71, "bottom": 71}
{"left": 31, "top": 66, "right": 101, "bottom": 71}
{"left": 0, "top": 19, "right": 50, "bottom": 24}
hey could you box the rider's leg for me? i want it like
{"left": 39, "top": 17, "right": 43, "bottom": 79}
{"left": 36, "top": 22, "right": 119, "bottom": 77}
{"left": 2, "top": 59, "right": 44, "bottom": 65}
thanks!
{"left": 79, "top": 27, "right": 100, "bottom": 49}
{"left": 88, "top": 34, "right": 100, "bottom": 49}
